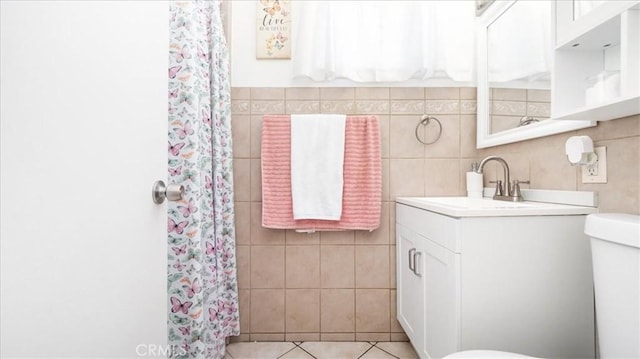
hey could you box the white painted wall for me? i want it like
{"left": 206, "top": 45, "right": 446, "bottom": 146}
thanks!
{"left": 231, "top": 1, "right": 295, "bottom": 87}
{"left": 1, "top": 2, "right": 168, "bottom": 357}
{"left": 230, "top": 1, "right": 473, "bottom": 88}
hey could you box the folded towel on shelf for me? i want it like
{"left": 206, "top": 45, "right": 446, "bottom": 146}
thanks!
{"left": 290, "top": 114, "right": 346, "bottom": 220}
{"left": 261, "top": 115, "right": 381, "bottom": 231}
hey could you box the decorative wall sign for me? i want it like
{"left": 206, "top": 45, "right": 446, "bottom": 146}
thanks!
{"left": 256, "top": 0, "right": 291, "bottom": 59}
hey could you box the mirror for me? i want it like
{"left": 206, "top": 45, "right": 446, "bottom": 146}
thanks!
{"left": 487, "top": 0, "right": 551, "bottom": 135}
{"left": 476, "top": 0, "right": 594, "bottom": 148}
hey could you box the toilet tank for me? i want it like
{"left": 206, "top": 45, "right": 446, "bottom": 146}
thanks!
{"left": 585, "top": 213, "right": 640, "bottom": 359}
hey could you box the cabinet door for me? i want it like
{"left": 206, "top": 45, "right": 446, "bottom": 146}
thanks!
{"left": 422, "top": 235, "right": 461, "bottom": 359}
{"left": 396, "top": 224, "right": 425, "bottom": 355}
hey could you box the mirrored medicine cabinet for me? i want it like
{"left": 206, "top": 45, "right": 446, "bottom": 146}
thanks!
{"left": 476, "top": 0, "right": 640, "bottom": 149}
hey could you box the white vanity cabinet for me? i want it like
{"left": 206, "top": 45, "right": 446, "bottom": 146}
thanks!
{"left": 396, "top": 224, "right": 427, "bottom": 353}
{"left": 397, "top": 222, "right": 460, "bottom": 358}
{"left": 396, "top": 200, "right": 596, "bottom": 359}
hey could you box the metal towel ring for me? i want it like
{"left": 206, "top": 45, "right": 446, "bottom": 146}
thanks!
{"left": 415, "top": 115, "right": 442, "bottom": 145}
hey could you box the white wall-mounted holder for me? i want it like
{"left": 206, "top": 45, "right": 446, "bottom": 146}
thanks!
{"left": 566, "top": 135, "right": 598, "bottom": 165}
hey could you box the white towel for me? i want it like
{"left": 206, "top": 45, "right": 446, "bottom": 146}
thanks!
{"left": 290, "top": 114, "right": 346, "bottom": 220}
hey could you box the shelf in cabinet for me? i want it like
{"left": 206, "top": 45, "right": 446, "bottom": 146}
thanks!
{"left": 553, "top": 95, "right": 640, "bottom": 122}
{"left": 556, "top": 13, "right": 621, "bottom": 50}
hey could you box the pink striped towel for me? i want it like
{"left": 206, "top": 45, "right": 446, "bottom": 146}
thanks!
{"left": 261, "top": 115, "right": 381, "bottom": 231}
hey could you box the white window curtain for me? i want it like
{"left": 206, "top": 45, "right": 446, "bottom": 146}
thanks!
{"left": 292, "top": 1, "right": 477, "bottom": 83}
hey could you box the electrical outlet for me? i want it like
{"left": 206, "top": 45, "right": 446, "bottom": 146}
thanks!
{"left": 582, "top": 146, "right": 607, "bottom": 183}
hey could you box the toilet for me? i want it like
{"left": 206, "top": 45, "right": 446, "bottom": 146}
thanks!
{"left": 585, "top": 213, "right": 640, "bottom": 358}
{"left": 445, "top": 213, "right": 640, "bottom": 359}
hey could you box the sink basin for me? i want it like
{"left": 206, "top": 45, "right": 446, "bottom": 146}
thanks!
{"left": 396, "top": 196, "right": 598, "bottom": 217}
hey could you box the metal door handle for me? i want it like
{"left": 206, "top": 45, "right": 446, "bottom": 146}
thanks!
{"left": 152, "top": 180, "right": 184, "bottom": 204}
{"left": 413, "top": 251, "right": 422, "bottom": 277}
{"left": 408, "top": 248, "right": 416, "bottom": 273}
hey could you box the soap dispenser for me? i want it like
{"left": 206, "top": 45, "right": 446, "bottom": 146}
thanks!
{"left": 466, "top": 162, "right": 483, "bottom": 198}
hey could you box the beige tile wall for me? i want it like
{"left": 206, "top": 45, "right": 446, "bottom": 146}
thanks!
{"left": 480, "top": 114, "right": 640, "bottom": 213}
{"left": 230, "top": 86, "right": 640, "bottom": 342}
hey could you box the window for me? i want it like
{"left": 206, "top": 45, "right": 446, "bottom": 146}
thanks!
{"left": 292, "top": 1, "right": 477, "bottom": 83}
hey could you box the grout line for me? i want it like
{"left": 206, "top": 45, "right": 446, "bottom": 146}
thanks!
{"left": 356, "top": 343, "right": 376, "bottom": 359}
{"left": 276, "top": 343, "right": 299, "bottom": 359}
{"left": 283, "top": 243, "right": 288, "bottom": 332}
{"left": 296, "top": 343, "right": 318, "bottom": 359}
{"left": 353, "top": 245, "right": 357, "bottom": 332}
{"left": 373, "top": 343, "right": 401, "bottom": 359}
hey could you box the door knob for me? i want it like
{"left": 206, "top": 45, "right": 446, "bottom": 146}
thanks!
{"left": 152, "top": 180, "right": 184, "bottom": 204}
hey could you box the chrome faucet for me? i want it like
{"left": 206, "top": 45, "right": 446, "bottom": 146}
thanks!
{"left": 476, "top": 156, "right": 527, "bottom": 202}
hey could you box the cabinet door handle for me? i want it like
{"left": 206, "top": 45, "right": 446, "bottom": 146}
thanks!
{"left": 408, "top": 248, "right": 416, "bottom": 273}
{"left": 413, "top": 251, "right": 422, "bottom": 277}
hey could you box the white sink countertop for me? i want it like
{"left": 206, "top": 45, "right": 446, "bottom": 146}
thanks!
{"left": 396, "top": 195, "right": 598, "bottom": 218}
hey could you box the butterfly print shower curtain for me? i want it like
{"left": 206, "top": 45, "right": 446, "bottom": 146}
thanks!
{"left": 167, "top": 2, "right": 239, "bottom": 358}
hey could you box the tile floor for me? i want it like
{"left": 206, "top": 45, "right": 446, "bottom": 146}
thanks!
{"left": 225, "top": 341, "right": 419, "bottom": 359}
